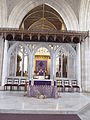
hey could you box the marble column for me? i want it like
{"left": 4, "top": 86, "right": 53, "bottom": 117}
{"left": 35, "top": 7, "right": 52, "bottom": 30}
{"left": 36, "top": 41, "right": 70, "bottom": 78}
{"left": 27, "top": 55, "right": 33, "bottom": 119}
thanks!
{"left": 2, "top": 39, "right": 8, "bottom": 86}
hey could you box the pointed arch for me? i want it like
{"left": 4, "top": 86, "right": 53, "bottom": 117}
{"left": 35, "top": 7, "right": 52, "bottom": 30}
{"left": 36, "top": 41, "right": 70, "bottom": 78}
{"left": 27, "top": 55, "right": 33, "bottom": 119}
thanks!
{"left": 32, "top": 43, "right": 53, "bottom": 79}
{"left": 8, "top": 42, "right": 31, "bottom": 56}
{"left": 32, "top": 43, "right": 53, "bottom": 58}
{"left": 7, "top": 0, "right": 78, "bottom": 30}
{"left": 55, "top": 44, "right": 76, "bottom": 78}
{"left": 7, "top": 42, "right": 31, "bottom": 77}
{"left": 55, "top": 44, "right": 76, "bottom": 57}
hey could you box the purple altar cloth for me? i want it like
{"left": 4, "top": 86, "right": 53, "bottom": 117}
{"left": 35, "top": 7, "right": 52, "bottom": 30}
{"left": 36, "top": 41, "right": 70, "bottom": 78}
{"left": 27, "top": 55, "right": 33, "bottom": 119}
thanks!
{"left": 28, "top": 80, "right": 58, "bottom": 98}
{"left": 29, "top": 80, "right": 56, "bottom": 86}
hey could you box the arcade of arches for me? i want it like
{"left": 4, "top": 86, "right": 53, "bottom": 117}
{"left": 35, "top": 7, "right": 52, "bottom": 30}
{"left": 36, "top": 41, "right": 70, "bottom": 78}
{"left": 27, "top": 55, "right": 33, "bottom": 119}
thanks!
{"left": 0, "top": 1, "right": 90, "bottom": 94}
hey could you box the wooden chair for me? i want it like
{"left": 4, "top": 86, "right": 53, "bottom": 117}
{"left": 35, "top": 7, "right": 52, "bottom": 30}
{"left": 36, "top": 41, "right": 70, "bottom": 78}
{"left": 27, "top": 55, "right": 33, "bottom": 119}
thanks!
{"left": 64, "top": 80, "right": 72, "bottom": 92}
{"left": 12, "top": 78, "right": 19, "bottom": 90}
{"left": 18, "top": 79, "right": 26, "bottom": 91}
{"left": 71, "top": 80, "right": 80, "bottom": 92}
{"left": 4, "top": 78, "right": 13, "bottom": 91}
{"left": 57, "top": 80, "right": 64, "bottom": 92}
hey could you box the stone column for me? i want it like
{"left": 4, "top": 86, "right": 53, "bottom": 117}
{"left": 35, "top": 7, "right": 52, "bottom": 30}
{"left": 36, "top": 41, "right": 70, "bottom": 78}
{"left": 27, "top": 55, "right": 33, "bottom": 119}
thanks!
{"left": 50, "top": 56, "right": 53, "bottom": 79}
{"left": 0, "top": 36, "right": 4, "bottom": 85}
{"left": 81, "top": 37, "right": 89, "bottom": 92}
{"left": 2, "top": 39, "right": 8, "bottom": 86}
{"left": 52, "top": 53, "right": 56, "bottom": 79}
{"left": 76, "top": 43, "right": 81, "bottom": 91}
{"left": 84, "top": 38, "right": 89, "bottom": 92}
{"left": 85, "top": 35, "right": 90, "bottom": 92}
{"left": 86, "top": 52, "right": 90, "bottom": 92}
{"left": 81, "top": 41, "right": 86, "bottom": 91}
{"left": 61, "top": 53, "right": 63, "bottom": 78}
{"left": 67, "top": 55, "right": 69, "bottom": 78}
{"left": 15, "top": 48, "right": 17, "bottom": 76}
{"left": 68, "top": 56, "right": 75, "bottom": 79}
{"left": 30, "top": 52, "right": 33, "bottom": 80}
{"left": 21, "top": 49, "right": 24, "bottom": 77}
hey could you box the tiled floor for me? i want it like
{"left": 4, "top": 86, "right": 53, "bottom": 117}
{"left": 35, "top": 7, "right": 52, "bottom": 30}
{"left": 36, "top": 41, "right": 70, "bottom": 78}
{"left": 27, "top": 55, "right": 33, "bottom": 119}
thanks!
{"left": 0, "top": 90, "right": 90, "bottom": 120}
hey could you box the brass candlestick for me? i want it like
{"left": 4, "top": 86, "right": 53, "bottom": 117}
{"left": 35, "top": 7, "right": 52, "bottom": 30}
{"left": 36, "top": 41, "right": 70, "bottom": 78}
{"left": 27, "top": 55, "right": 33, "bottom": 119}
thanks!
{"left": 58, "top": 80, "right": 61, "bottom": 97}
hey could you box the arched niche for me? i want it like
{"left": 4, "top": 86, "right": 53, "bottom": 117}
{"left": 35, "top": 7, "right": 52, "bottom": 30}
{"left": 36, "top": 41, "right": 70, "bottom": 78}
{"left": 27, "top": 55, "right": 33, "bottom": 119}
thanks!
{"left": 55, "top": 44, "right": 76, "bottom": 79}
{"left": 33, "top": 47, "right": 51, "bottom": 79}
{"left": 32, "top": 43, "right": 53, "bottom": 79}
{"left": 8, "top": 42, "right": 31, "bottom": 78}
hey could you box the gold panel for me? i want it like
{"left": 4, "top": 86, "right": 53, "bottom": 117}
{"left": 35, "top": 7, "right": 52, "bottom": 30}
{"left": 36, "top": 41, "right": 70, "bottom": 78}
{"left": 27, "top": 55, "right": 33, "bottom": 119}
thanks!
{"left": 34, "top": 55, "right": 51, "bottom": 75}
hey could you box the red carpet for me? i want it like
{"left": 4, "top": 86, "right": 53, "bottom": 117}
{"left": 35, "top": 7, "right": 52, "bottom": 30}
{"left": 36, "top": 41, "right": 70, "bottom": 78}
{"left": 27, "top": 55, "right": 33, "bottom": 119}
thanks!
{"left": 0, "top": 113, "right": 81, "bottom": 120}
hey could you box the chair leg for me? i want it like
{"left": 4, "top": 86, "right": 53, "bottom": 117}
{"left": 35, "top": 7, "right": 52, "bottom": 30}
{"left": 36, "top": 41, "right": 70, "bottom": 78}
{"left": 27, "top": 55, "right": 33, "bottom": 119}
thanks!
{"left": 64, "top": 87, "right": 65, "bottom": 92}
{"left": 4, "top": 86, "right": 5, "bottom": 90}
{"left": 72, "top": 88, "right": 74, "bottom": 92}
{"left": 17, "top": 86, "right": 19, "bottom": 91}
{"left": 78, "top": 88, "right": 80, "bottom": 92}
{"left": 10, "top": 86, "right": 12, "bottom": 91}
{"left": 6, "top": 86, "right": 7, "bottom": 90}
{"left": 18, "top": 86, "right": 20, "bottom": 91}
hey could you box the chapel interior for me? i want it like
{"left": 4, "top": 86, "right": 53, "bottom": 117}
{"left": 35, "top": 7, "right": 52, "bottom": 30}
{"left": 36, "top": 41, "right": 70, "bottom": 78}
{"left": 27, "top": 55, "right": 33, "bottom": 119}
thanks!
{"left": 0, "top": 0, "right": 90, "bottom": 120}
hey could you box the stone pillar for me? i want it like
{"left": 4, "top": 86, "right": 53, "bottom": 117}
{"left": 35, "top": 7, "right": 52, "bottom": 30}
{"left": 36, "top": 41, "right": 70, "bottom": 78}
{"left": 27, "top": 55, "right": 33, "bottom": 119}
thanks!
{"left": 85, "top": 51, "right": 90, "bottom": 92}
{"left": 85, "top": 35, "right": 90, "bottom": 92}
{"left": 15, "top": 48, "right": 17, "bottom": 76}
{"left": 0, "top": 36, "right": 4, "bottom": 85}
{"left": 52, "top": 53, "right": 56, "bottom": 79}
{"left": 30, "top": 52, "right": 33, "bottom": 80}
{"left": 68, "top": 56, "right": 75, "bottom": 79}
{"left": 81, "top": 41, "right": 86, "bottom": 91}
{"left": 9, "top": 56, "right": 15, "bottom": 76}
{"left": 67, "top": 55, "right": 69, "bottom": 78}
{"left": 84, "top": 38, "right": 89, "bottom": 92}
{"left": 76, "top": 43, "right": 81, "bottom": 91}
{"left": 2, "top": 39, "right": 8, "bottom": 86}
{"left": 81, "top": 37, "right": 89, "bottom": 92}
{"left": 50, "top": 56, "right": 53, "bottom": 79}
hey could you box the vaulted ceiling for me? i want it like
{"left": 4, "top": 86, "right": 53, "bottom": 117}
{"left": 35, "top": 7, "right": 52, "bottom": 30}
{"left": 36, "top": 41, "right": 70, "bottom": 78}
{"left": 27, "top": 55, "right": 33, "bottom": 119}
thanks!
{"left": 2, "top": 0, "right": 87, "bottom": 30}
{"left": 20, "top": 4, "right": 66, "bottom": 30}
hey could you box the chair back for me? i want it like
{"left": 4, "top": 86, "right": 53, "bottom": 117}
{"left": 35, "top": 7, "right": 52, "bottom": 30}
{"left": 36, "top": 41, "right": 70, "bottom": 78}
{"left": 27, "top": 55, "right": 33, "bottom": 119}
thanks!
{"left": 13, "top": 78, "right": 19, "bottom": 84}
{"left": 64, "top": 80, "right": 70, "bottom": 86}
{"left": 71, "top": 80, "right": 78, "bottom": 86}
{"left": 7, "top": 78, "right": 13, "bottom": 84}
{"left": 20, "top": 79, "right": 26, "bottom": 85}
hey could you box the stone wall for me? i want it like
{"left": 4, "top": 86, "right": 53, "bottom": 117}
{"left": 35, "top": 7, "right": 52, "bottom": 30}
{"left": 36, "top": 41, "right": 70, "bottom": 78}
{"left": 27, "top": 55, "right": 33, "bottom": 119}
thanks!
{"left": 0, "top": 0, "right": 7, "bottom": 27}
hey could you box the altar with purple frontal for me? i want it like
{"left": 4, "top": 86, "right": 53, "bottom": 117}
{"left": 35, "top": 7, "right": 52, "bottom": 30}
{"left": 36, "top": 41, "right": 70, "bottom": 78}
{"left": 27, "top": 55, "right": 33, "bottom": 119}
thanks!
{"left": 28, "top": 80, "right": 58, "bottom": 98}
